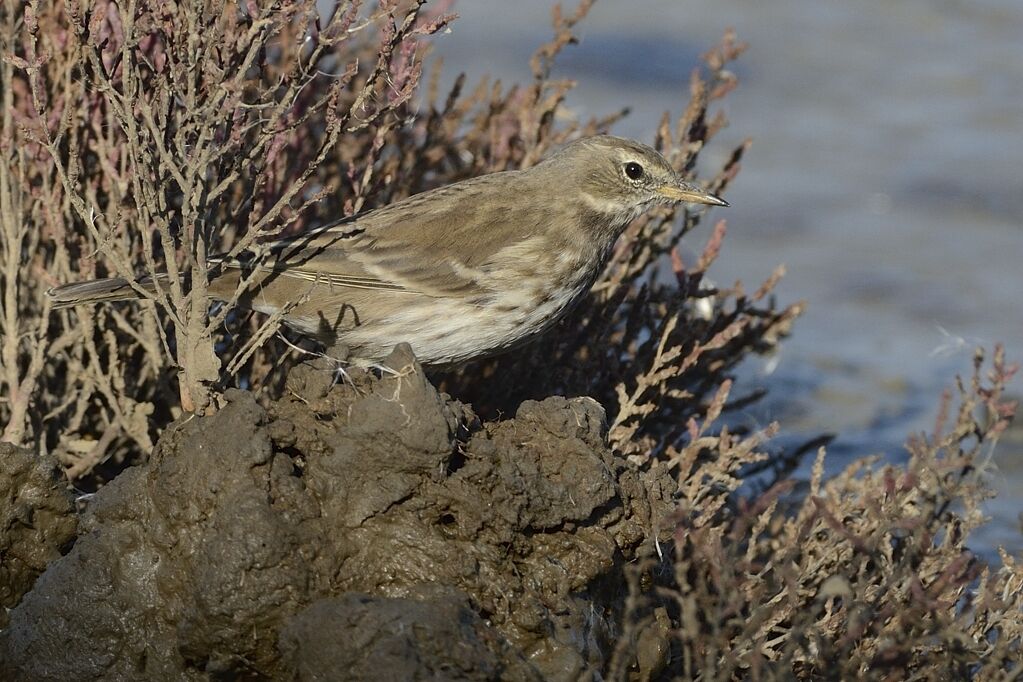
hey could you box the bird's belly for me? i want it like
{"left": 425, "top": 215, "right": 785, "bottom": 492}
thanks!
{"left": 330, "top": 281, "right": 584, "bottom": 367}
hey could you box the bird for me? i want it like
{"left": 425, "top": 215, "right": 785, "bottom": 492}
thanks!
{"left": 48, "top": 135, "right": 727, "bottom": 367}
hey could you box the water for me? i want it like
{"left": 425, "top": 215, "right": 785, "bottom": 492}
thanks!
{"left": 430, "top": 0, "right": 1023, "bottom": 557}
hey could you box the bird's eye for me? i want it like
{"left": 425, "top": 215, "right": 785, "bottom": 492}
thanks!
{"left": 624, "top": 162, "right": 644, "bottom": 180}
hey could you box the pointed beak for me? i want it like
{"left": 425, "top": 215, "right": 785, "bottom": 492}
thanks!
{"left": 656, "top": 181, "right": 729, "bottom": 207}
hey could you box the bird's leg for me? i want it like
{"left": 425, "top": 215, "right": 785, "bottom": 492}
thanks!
{"left": 360, "top": 362, "right": 402, "bottom": 378}
{"left": 321, "top": 341, "right": 358, "bottom": 388}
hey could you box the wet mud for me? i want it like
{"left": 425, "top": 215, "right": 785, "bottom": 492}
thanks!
{"left": 1, "top": 345, "right": 678, "bottom": 680}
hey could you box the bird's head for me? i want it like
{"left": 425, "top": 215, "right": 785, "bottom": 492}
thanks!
{"left": 548, "top": 135, "right": 728, "bottom": 230}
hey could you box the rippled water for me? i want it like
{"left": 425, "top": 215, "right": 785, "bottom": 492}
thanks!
{"left": 431, "top": 0, "right": 1023, "bottom": 557}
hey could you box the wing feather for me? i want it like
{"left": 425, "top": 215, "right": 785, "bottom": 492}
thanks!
{"left": 212, "top": 168, "right": 550, "bottom": 300}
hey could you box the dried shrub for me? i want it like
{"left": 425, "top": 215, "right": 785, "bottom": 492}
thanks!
{"left": 1, "top": 0, "right": 455, "bottom": 471}
{"left": 608, "top": 347, "right": 1020, "bottom": 680}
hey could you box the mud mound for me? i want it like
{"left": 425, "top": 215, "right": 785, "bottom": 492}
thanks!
{"left": 0, "top": 443, "right": 76, "bottom": 630}
{"left": 1, "top": 345, "right": 677, "bottom": 680}
{"left": 279, "top": 588, "right": 540, "bottom": 681}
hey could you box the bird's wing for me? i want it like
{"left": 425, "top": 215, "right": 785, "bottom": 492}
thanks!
{"left": 217, "top": 170, "right": 545, "bottom": 300}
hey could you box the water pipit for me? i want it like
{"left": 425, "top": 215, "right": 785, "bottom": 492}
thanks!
{"left": 49, "top": 135, "right": 727, "bottom": 367}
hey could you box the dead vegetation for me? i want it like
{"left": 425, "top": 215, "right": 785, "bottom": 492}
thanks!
{"left": 610, "top": 347, "right": 1021, "bottom": 680}
{"left": 0, "top": 1, "right": 1018, "bottom": 679}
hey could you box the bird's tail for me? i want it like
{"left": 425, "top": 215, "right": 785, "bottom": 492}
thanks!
{"left": 47, "top": 274, "right": 170, "bottom": 310}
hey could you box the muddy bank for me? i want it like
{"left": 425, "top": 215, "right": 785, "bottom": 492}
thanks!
{"left": 1, "top": 345, "right": 678, "bottom": 680}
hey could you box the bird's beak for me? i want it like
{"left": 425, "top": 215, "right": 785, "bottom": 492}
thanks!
{"left": 656, "top": 181, "right": 729, "bottom": 207}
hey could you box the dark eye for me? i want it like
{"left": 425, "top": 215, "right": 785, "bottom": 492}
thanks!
{"left": 624, "top": 162, "right": 644, "bottom": 180}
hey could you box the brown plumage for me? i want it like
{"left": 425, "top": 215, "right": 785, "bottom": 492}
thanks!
{"left": 48, "top": 135, "right": 727, "bottom": 367}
